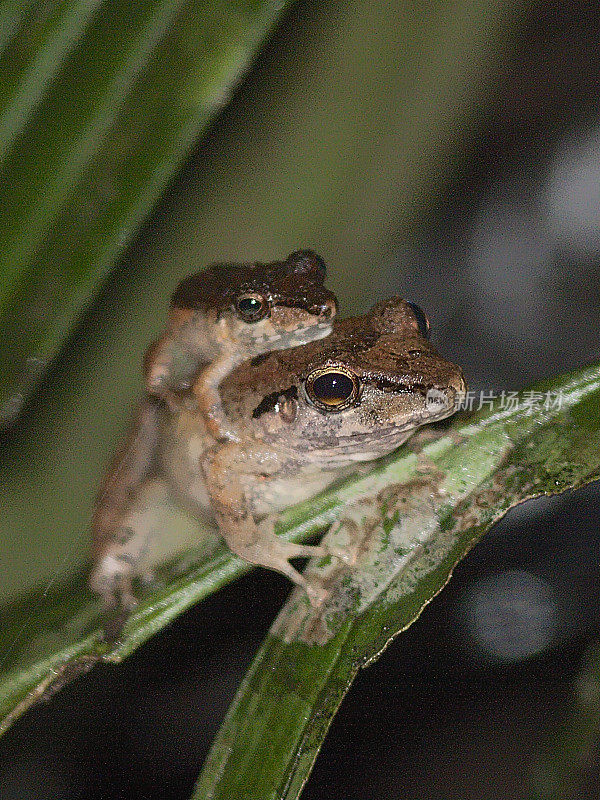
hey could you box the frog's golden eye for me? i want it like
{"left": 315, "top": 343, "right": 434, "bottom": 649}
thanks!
{"left": 305, "top": 366, "right": 360, "bottom": 412}
{"left": 235, "top": 292, "right": 270, "bottom": 323}
{"left": 406, "top": 301, "right": 431, "bottom": 339}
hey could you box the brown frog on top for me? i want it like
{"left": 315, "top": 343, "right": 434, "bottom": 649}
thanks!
{"left": 145, "top": 249, "right": 337, "bottom": 441}
{"left": 90, "top": 296, "right": 466, "bottom": 610}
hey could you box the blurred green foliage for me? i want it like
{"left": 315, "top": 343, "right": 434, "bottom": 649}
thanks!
{"left": 0, "top": 0, "right": 294, "bottom": 424}
{"left": 530, "top": 642, "right": 600, "bottom": 799}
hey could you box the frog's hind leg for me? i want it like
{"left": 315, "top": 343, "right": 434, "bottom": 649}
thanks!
{"left": 89, "top": 398, "right": 160, "bottom": 615}
{"left": 91, "top": 397, "right": 161, "bottom": 614}
{"left": 92, "top": 397, "right": 161, "bottom": 561}
{"left": 90, "top": 478, "right": 172, "bottom": 612}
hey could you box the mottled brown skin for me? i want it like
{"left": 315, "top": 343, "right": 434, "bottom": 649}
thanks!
{"left": 90, "top": 297, "right": 466, "bottom": 610}
{"left": 145, "top": 249, "right": 337, "bottom": 441}
{"left": 91, "top": 252, "right": 336, "bottom": 608}
{"left": 91, "top": 399, "right": 161, "bottom": 564}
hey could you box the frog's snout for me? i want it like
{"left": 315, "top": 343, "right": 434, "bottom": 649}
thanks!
{"left": 425, "top": 371, "right": 467, "bottom": 416}
{"left": 450, "top": 372, "right": 468, "bottom": 409}
{"left": 311, "top": 295, "right": 338, "bottom": 320}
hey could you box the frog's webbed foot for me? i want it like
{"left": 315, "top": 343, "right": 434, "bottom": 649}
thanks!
{"left": 304, "top": 577, "right": 329, "bottom": 607}
{"left": 90, "top": 551, "right": 139, "bottom": 612}
{"left": 90, "top": 478, "right": 173, "bottom": 627}
{"left": 266, "top": 552, "right": 328, "bottom": 608}
{"left": 90, "top": 553, "right": 139, "bottom": 641}
{"left": 216, "top": 516, "right": 330, "bottom": 607}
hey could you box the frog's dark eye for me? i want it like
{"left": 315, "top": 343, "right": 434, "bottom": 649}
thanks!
{"left": 235, "top": 293, "right": 269, "bottom": 323}
{"left": 305, "top": 366, "right": 360, "bottom": 412}
{"left": 406, "top": 301, "right": 431, "bottom": 339}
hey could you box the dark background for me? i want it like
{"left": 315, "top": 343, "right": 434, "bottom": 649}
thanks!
{"left": 2, "top": 1, "right": 600, "bottom": 797}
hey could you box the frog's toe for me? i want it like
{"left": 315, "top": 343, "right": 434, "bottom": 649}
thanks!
{"left": 102, "top": 593, "right": 138, "bottom": 642}
{"left": 327, "top": 542, "right": 359, "bottom": 566}
{"left": 90, "top": 555, "right": 138, "bottom": 610}
{"left": 90, "top": 557, "right": 119, "bottom": 603}
{"left": 119, "top": 586, "right": 139, "bottom": 613}
{"left": 305, "top": 579, "right": 328, "bottom": 608}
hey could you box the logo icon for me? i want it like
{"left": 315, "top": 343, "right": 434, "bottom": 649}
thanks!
{"left": 425, "top": 388, "right": 447, "bottom": 411}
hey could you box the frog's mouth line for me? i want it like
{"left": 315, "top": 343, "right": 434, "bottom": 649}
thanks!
{"left": 368, "top": 379, "right": 432, "bottom": 395}
{"left": 336, "top": 393, "right": 461, "bottom": 445}
{"left": 274, "top": 299, "right": 337, "bottom": 317}
{"left": 335, "top": 424, "right": 418, "bottom": 446}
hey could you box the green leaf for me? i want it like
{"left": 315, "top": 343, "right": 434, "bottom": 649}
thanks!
{"left": 192, "top": 366, "right": 600, "bottom": 799}
{"left": 0, "top": 0, "right": 295, "bottom": 425}
{"left": 1, "top": 364, "right": 600, "bottom": 770}
{"left": 0, "top": 1, "right": 104, "bottom": 162}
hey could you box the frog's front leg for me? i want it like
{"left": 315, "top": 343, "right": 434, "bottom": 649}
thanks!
{"left": 192, "top": 344, "right": 242, "bottom": 443}
{"left": 202, "top": 443, "right": 329, "bottom": 607}
{"left": 143, "top": 317, "right": 207, "bottom": 412}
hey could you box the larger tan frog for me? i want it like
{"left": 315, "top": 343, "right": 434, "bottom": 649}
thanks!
{"left": 90, "top": 296, "right": 466, "bottom": 610}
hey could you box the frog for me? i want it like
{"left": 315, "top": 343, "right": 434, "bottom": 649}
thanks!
{"left": 90, "top": 296, "right": 466, "bottom": 611}
{"left": 90, "top": 251, "right": 337, "bottom": 602}
{"left": 144, "top": 249, "right": 337, "bottom": 441}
